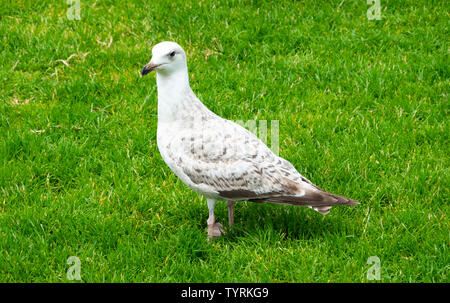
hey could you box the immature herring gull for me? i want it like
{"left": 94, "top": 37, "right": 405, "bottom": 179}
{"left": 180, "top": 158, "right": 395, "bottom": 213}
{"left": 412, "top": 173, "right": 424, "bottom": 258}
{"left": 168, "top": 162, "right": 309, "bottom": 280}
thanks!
{"left": 141, "top": 41, "right": 359, "bottom": 239}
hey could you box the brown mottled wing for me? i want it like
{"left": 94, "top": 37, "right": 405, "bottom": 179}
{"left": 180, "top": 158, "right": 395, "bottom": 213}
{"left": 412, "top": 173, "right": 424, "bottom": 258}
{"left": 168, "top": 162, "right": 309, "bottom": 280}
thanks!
{"left": 166, "top": 117, "right": 358, "bottom": 208}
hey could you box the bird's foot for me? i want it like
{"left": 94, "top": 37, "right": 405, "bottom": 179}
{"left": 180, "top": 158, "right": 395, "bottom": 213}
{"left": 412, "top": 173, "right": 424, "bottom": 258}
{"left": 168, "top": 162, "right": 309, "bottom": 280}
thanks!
{"left": 207, "top": 222, "right": 223, "bottom": 240}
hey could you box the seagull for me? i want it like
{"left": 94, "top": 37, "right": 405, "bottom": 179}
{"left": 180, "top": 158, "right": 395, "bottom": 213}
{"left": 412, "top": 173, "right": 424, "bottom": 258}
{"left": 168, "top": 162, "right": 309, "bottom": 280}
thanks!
{"left": 141, "top": 41, "right": 359, "bottom": 239}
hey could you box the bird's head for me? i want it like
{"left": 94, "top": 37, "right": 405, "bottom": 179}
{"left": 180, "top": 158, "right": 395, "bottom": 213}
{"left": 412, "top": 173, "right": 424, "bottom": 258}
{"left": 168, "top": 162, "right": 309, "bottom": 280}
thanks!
{"left": 141, "top": 41, "right": 187, "bottom": 77}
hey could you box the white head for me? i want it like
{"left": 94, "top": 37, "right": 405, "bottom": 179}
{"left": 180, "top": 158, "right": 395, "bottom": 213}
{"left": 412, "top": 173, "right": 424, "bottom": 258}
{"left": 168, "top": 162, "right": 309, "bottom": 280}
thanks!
{"left": 141, "top": 41, "right": 188, "bottom": 77}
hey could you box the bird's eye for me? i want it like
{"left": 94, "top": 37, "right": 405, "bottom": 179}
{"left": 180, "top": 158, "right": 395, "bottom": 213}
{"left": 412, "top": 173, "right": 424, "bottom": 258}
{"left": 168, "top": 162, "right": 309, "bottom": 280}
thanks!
{"left": 169, "top": 51, "right": 176, "bottom": 58}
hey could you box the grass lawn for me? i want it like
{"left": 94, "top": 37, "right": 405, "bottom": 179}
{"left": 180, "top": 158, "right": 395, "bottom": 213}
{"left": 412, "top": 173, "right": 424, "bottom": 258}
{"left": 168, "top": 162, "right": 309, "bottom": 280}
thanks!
{"left": 0, "top": 0, "right": 448, "bottom": 282}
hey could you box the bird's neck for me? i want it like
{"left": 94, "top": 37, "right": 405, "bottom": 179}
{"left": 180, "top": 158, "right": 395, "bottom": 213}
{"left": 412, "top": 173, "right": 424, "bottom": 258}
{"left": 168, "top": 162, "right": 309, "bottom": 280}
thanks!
{"left": 156, "top": 69, "right": 210, "bottom": 124}
{"left": 156, "top": 69, "right": 191, "bottom": 124}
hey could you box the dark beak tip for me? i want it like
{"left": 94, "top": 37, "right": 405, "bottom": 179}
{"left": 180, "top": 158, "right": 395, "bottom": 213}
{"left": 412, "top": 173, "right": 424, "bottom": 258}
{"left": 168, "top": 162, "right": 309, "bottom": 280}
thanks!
{"left": 141, "top": 63, "right": 161, "bottom": 77}
{"left": 141, "top": 67, "right": 151, "bottom": 77}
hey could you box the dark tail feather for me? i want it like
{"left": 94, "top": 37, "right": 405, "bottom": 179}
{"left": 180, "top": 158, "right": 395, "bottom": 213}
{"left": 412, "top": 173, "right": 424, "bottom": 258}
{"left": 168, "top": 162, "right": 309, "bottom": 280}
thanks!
{"left": 249, "top": 190, "right": 359, "bottom": 215}
{"left": 328, "top": 193, "right": 360, "bottom": 206}
{"left": 312, "top": 193, "right": 359, "bottom": 215}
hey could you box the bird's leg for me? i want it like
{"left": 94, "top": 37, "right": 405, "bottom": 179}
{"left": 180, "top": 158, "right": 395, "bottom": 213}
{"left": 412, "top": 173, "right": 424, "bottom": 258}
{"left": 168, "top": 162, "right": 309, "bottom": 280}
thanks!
{"left": 206, "top": 199, "right": 223, "bottom": 239}
{"left": 226, "top": 201, "right": 235, "bottom": 229}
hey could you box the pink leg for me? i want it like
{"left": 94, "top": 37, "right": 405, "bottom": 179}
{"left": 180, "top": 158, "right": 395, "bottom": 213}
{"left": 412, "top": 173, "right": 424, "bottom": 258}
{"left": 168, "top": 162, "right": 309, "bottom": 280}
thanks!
{"left": 227, "top": 201, "right": 235, "bottom": 229}
{"left": 207, "top": 199, "right": 223, "bottom": 240}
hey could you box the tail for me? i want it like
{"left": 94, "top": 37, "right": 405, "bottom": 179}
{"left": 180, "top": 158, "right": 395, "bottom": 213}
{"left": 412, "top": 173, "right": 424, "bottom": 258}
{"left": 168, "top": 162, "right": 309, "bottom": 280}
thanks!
{"left": 250, "top": 190, "right": 359, "bottom": 215}
{"left": 310, "top": 192, "right": 359, "bottom": 215}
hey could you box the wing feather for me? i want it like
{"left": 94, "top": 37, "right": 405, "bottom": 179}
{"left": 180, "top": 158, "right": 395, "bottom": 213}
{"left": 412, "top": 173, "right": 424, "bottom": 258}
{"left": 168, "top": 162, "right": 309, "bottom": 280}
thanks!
{"left": 161, "top": 116, "right": 358, "bottom": 208}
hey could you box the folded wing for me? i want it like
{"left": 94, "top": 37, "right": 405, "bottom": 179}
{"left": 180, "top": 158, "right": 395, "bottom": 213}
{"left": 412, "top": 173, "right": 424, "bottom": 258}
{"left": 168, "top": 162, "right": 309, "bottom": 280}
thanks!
{"left": 165, "top": 117, "right": 358, "bottom": 211}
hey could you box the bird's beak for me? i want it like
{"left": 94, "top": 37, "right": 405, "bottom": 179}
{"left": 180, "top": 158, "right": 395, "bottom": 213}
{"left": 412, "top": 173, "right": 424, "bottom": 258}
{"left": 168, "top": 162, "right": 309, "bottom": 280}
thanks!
{"left": 141, "top": 61, "right": 160, "bottom": 77}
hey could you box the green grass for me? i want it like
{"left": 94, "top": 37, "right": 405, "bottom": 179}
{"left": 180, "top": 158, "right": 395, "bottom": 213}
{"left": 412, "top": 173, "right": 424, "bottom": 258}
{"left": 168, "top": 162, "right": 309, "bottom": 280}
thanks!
{"left": 0, "top": 0, "right": 448, "bottom": 282}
